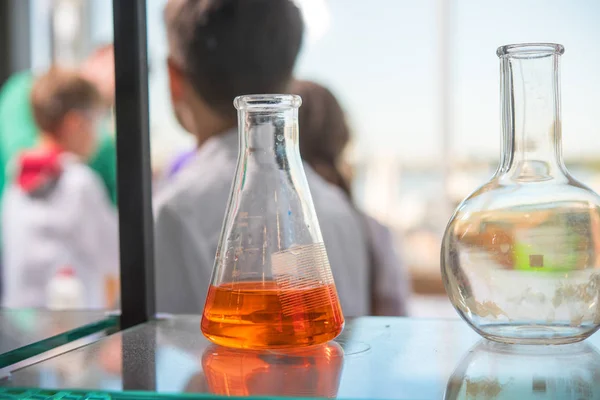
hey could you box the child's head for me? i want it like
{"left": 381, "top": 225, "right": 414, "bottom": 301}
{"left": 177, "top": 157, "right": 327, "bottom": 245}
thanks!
{"left": 163, "top": 0, "right": 304, "bottom": 135}
{"left": 31, "top": 67, "right": 104, "bottom": 160}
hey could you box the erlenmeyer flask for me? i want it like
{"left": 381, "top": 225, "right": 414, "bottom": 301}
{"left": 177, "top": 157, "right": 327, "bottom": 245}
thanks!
{"left": 201, "top": 94, "right": 344, "bottom": 349}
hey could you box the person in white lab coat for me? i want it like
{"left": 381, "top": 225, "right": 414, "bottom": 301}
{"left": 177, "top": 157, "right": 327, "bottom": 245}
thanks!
{"left": 153, "top": 0, "right": 371, "bottom": 316}
{"left": 2, "top": 67, "right": 119, "bottom": 309}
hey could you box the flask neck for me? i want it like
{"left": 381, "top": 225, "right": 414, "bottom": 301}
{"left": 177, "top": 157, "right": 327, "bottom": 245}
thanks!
{"left": 238, "top": 108, "right": 300, "bottom": 168}
{"left": 499, "top": 46, "right": 565, "bottom": 181}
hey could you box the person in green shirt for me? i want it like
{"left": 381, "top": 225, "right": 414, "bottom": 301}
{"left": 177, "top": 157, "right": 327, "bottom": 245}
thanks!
{"left": 0, "top": 47, "right": 117, "bottom": 205}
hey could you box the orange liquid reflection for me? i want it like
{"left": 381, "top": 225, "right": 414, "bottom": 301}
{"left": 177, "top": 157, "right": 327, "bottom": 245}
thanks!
{"left": 202, "top": 341, "right": 344, "bottom": 397}
{"left": 201, "top": 281, "right": 344, "bottom": 349}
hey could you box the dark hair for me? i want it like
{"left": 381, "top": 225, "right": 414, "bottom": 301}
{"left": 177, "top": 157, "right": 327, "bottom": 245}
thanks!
{"left": 292, "top": 80, "right": 352, "bottom": 199}
{"left": 31, "top": 67, "right": 102, "bottom": 133}
{"left": 164, "top": 0, "right": 304, "bottom": 120}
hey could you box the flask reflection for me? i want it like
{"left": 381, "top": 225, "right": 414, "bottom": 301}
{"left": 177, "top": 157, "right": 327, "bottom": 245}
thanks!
{"left": 445, "top": 340, "right": 600, "bottom": 399}
{"left": 201, "top": 341, "right": 344, "bottom": 397}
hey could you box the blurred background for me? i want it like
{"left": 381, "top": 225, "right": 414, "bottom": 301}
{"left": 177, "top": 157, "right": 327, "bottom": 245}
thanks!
{"left": 2, "top": 0, "right": 600, "bottom": 318}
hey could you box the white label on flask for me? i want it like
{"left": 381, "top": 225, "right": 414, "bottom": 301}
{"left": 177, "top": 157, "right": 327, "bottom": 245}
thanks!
{"left": 271, "top": 243, "right": 336, "bottom": 315}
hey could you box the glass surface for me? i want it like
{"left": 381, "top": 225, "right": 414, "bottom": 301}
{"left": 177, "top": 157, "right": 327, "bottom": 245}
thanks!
{"left": 445, "top": 340, "right": 600, "bottom": 399}
{"left": 4, "top": 316, "right": 600, "bottom": 399}
{"left": 0, "top": 309, "right": 117, "bottom": 368}
{"left": 442, "top": 43, "right": 600, "bottom": 344}
{"left": 202, "top": 342, "right": 343, "bottom": 397}
{"left": 202, "top": 95, "right": 343, "bottom": 349}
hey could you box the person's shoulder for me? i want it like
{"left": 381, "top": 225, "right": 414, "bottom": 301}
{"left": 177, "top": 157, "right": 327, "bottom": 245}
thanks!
{"left": 305, "top": 165, "right": 355, "bottom": 217}
{"left": 2, "top": 182, "right": 23, "bottom": 206}
{"left": 58, "top": 156, "right": 108, "bottom": 199}
{"left": 363, "top": 214, "right": 399, "bottom": 255}
{"left": 153, "top": 153, "right": 234, "bottom": 217}
{"left": 363, "top": 214, "right": 392, "bottom": 237}
{"left": 60, "top": 157, "right": 101, "bottom": 184}
{"left": 153, "top": 172, "right": 197, "bottom": 217}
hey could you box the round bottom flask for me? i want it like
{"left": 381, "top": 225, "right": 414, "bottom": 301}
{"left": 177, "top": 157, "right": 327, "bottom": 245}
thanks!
{"left": 441, "top": 43, "right": 600, "bottom": 344}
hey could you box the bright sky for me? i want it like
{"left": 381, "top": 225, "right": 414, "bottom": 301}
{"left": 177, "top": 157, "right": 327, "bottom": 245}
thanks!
{"left": 87, "top": 0, "right": 600, "bottom": 165}
{"left": 294, "top": 0, "right": 600, "bottom": 163}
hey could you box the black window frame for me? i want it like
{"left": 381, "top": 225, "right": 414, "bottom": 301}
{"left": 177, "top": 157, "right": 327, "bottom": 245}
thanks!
{"left": 113, "top": 0, "right": 156, "bottom": 330}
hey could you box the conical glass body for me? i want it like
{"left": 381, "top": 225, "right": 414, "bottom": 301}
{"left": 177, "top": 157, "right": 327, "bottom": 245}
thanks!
{"left": 201, "top": 94, "right": 344, "bottom": 349}
{"left": 442, "top": 43, "right": 600, "bottom": 344}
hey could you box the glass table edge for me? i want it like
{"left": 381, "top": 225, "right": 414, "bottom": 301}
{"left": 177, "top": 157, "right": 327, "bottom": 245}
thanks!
{"left": 0, "top": 388, "right": 418, "bottom": 400}
{"left": 0, "top": 315, "right": 119, "bottom": 369}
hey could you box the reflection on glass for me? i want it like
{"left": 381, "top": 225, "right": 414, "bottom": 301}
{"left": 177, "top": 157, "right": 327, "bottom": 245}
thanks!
{"left": 0, "top": 310, "right": 116, "bottom": 369}
{"left": 445, "top": 340, "right": 600, "bottom": 400}
{"left": 201, "top": 341, "right": 344, "bottom": 397}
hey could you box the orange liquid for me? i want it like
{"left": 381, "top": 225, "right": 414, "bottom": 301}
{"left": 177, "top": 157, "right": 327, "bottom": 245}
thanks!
{"left": 201, "top": 281, "right": 344, "bottom": 349}
{"left": 202, "top": 342, "right": 344, "bottom": 397}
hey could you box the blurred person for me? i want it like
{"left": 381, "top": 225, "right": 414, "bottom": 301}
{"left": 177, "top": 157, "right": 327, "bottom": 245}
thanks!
{"left": 0, "top": 45, "right": 117, "bottom": 302}
{"left": 165, "top": 149, "right": 196, "bottom": 181}
{"left": 1, "top": 67, "right": 119, "bottom": 308}
{"left": 291, "top": 80, "right": 411, "bottom": 316}
{"left": 154, "top": 0, "right": 370, "bottom": 316}
{"left": 0, "top": 44, "right": 118, "bottom": 207}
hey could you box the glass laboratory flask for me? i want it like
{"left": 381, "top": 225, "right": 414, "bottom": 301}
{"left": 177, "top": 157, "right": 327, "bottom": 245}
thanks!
{"left": 201, "top": 94, "right": 344, "bottom": 349}
{"left": 441, "top": 43, "right": 600, "bottom": 344}
{"left": 202, "top": 342, "right": 344, "bottom": 397}
{"left": 445, "top": 340, "right": 600, "bottom": 400}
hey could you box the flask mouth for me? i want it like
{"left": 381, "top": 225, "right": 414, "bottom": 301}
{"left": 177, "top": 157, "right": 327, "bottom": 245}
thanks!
{"left": 234, "top": 94, "right": 302, "bottom": 111}
{"left": 496, "top": 43, "right": 564, "bottom": 59}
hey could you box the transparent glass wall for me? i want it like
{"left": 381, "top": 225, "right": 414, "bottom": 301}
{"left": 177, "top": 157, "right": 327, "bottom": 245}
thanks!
{"left": 3, "top": 0, "right": 121, "bottom": 312}
{"left": 0, "top": 0, "right": 119, "bottom": 366}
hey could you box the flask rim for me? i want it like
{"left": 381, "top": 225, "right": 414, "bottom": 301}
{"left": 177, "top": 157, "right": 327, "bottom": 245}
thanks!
{"left": 496, "top": 43, "right": 564, "bottom": 59}
{"left": 234, "top": 94, "right": 302, "bottom": 111}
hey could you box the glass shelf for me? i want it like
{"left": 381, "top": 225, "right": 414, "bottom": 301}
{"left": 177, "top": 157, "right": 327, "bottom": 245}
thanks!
{"left": 0, "top": 309, "right": 118, "bottom": 369}
{"left": 2, "top": 316, "right": 600, "bottom": 399}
